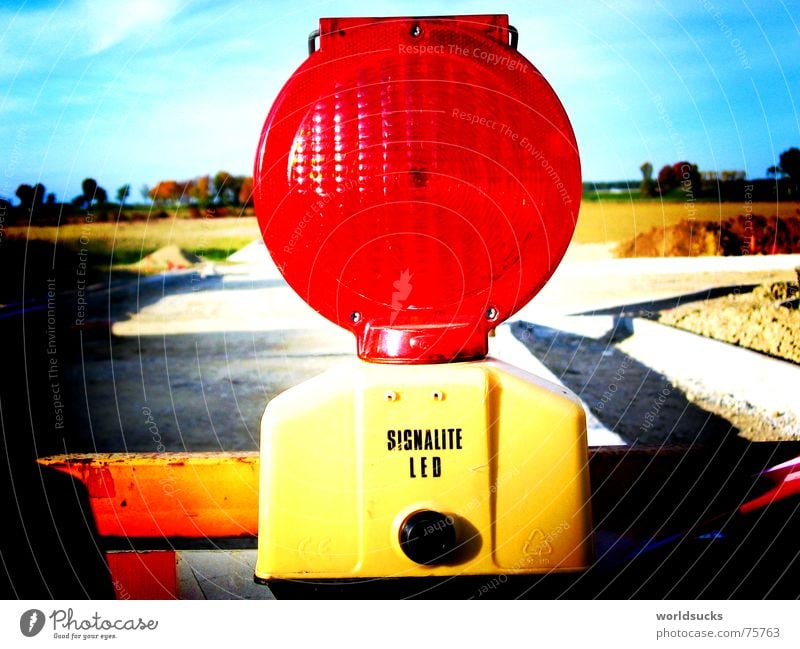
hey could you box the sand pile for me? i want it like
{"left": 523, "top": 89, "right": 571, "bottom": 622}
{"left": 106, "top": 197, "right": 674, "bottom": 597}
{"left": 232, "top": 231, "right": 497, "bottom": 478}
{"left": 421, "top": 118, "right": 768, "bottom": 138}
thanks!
{"left": 659, "top": 281, "right": 800, "bottom": 364}
{"left": 130, "top": 245, "right": 202, "bottom": 273}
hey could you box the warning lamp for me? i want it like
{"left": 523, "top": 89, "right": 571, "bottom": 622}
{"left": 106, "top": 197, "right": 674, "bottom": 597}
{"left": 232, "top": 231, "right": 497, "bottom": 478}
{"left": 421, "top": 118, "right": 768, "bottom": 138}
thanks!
{"left": 254, "top": 15, "right": 591, "bottom": 583}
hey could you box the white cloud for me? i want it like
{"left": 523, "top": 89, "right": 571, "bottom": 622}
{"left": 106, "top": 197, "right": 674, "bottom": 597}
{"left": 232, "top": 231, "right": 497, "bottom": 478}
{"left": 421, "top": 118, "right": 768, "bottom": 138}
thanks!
{"left": 83, "top": 0, "right": 183, "bottom": 54}
{"left": 0, "top": 0, "right": 185, "bottom": 77}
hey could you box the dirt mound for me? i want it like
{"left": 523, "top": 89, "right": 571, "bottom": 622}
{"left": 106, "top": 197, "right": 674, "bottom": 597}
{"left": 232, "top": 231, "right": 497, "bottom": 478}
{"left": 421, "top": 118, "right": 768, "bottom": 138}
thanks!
{"left": 130, "top": 245, "right": 202, "bottom": 273}
{"left": 659, "top": 281, "right": 800, "bottom": 364}
{"left": 617, "top": 214, "right": 800, "bottom": 257}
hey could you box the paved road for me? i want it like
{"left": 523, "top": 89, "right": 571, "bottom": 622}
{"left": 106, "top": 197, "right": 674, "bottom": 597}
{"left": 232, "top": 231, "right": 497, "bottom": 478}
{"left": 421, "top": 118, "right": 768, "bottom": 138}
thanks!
{"left": 26, "top": 245, "right": 799, "bottom": 454}
{"left": 2, "top": 244, "right": 798, "bottom": 597}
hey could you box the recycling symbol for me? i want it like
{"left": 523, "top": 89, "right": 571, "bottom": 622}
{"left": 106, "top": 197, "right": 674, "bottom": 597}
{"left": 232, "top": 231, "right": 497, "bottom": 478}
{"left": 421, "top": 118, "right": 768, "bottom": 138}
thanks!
{"left": 523, "top": 528, "right": 553, "bottom": 557}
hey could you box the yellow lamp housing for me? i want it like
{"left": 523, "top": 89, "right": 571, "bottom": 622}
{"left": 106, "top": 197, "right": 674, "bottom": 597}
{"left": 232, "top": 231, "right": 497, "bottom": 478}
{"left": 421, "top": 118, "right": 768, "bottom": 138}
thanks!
{"left": 252, "top": 14, "right": 591, "bottom": 585}
{"left": 254, "top": 359, "right": 591, "bottom": 581}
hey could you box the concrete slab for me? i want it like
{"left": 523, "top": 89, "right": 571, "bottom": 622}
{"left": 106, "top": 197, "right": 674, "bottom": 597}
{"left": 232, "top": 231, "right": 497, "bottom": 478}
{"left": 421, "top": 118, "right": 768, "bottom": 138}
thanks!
{"left": 518, "top": 313, "right": 799, "bottom": 440}
{"left": 177, "top": 550, "right": 273, "bottom": 600}
{"left": 617, "top": 318, "right": 800, "bottom": 438}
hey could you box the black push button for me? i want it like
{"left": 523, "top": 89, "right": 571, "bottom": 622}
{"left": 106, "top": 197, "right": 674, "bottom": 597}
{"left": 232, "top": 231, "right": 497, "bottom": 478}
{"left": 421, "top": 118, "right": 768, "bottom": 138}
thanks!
{"left": 399, "top": 510, "right": 457, "bottom": 565}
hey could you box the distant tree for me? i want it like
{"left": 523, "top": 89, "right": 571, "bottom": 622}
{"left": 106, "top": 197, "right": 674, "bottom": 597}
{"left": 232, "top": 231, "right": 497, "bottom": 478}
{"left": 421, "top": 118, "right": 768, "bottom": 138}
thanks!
{"left": 78, "top": 177, "right": 107, "bottom": 209}
{"left": 140, "top": 184, "right": 150, "bottom": 203}
{"left": 82, "top": 178, "right": 98, "bottom": 205}
{"left": 229, "top": 175, "right": 244, "bottom": 206}
{"left": 116, "top": 184, "right": 131, "bottom": 207}
{"left": 779, "top": 147, "right": 800, "bottom": 183}
{"left": 639, "top": 162, "right": 653, "bottom": 197}
{"left": 656, "top": 165, "right": 679, "bottom": 194}
{"left": 239, "top": 176, "right": 254, "bottom": 206}
{"left": 31, "top": 183, "right": 46, "bottom": 208}
{"left": 14, "top": 183, "right": 48, "bottom": 222}
{"left": 46, "top": 193, "right": 56, "bottom": 205}
{"left": 189, "top": 176, "right": 210, "bottom": 206}
{"left": 766, "top": 165, "right": 782, "bottom": 179}
{"left": 148, "top": 179, "right": 202, "bottom": 206}
{"left": 656, "top": 161, "right": 701, "bottom": 196}
{"left": 675, "top": 161, "right": 702, "bottom": 197}
{"left": 720, "top": 170, "right": 745, "bottom": 182}
{"left": 175, "top": 181, "right": 191, "bottom": 204}
{"left": 213, "top": 171, "right": 232, "bottom": 203}
{"left": 213, "top": 170, "right": 245, "bottom": 205}
{"left": 149, "top": 180, "right": 179, "bottom": 205}
{"left": 15, "top": 184, "right": 35, "bottom": 211}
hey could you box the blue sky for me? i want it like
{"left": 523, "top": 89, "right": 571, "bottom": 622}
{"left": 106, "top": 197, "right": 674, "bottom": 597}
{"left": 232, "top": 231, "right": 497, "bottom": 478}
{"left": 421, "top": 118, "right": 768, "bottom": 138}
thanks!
{"left": 1, "top": 0, "right": 799, "bottom": 204}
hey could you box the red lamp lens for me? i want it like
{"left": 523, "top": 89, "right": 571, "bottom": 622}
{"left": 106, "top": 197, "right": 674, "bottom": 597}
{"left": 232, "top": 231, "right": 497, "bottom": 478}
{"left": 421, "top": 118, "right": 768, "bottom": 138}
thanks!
{"left": 255, "top": 16, "right": 581, "bottom": 363}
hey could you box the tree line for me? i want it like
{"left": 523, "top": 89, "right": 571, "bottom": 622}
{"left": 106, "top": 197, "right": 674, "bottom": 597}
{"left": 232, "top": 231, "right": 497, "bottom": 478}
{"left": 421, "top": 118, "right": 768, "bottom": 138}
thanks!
{"left": 637, "top": 147, "right": 800, "bottom": 200}
{"left": 1, "top": 171, "right": 254, "bottom": 225}
{"left": 145, "top": 172, "right": 253, "bottom": 208}
{"left": 5, "top": 148, "right": 800, "bottom": 225}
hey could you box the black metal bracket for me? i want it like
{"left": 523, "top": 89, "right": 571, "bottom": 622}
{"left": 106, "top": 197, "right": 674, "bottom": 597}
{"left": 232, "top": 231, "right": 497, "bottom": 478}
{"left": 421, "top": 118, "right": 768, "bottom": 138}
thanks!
{"left": 308, "top": 28, "right": 319, "bottom": 55}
